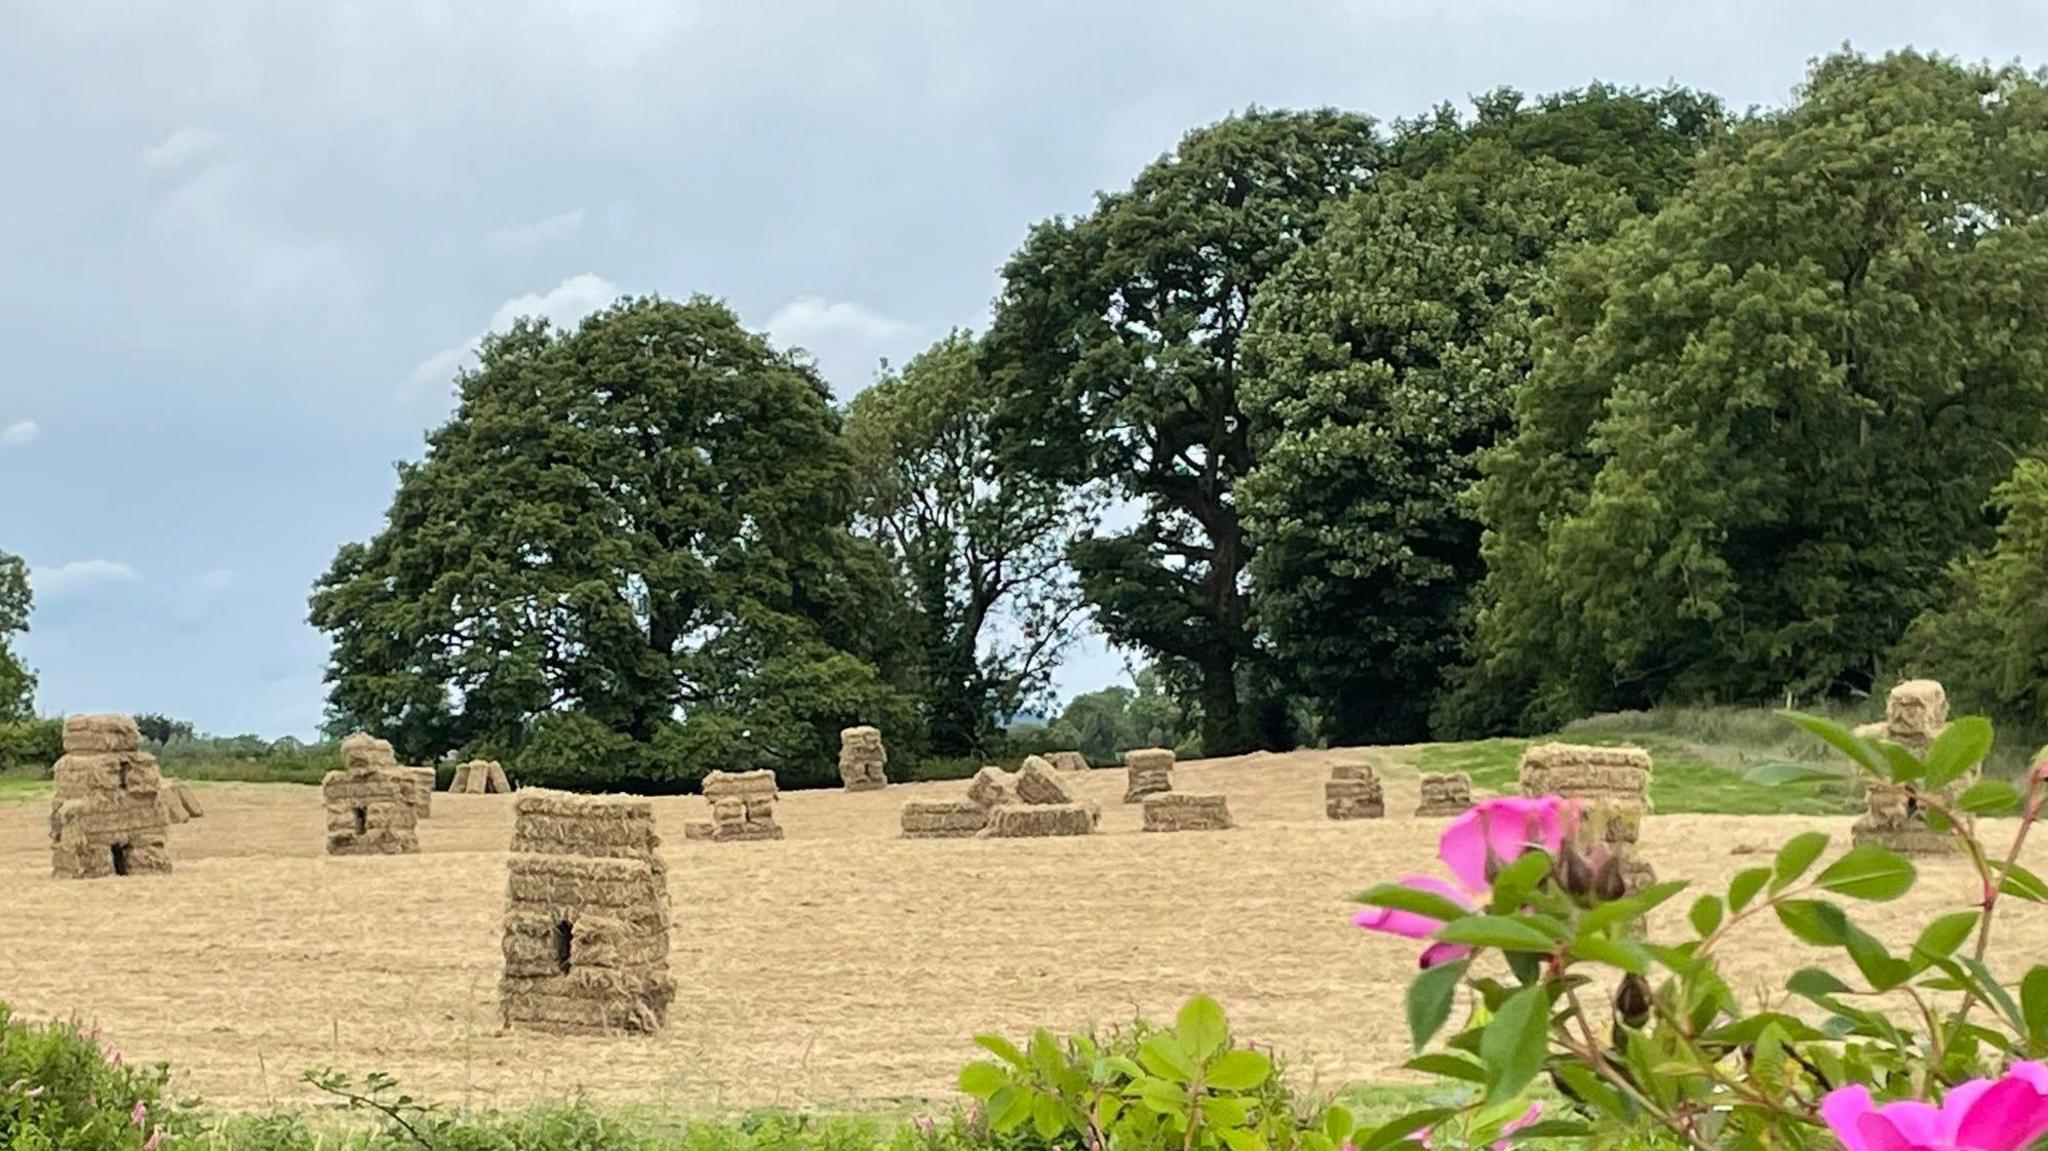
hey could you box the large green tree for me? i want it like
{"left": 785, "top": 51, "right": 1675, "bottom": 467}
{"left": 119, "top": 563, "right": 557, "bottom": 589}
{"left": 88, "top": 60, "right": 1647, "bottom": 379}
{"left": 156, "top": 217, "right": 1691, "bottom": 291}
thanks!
{"left": 0, "top": 550, "right": 33, "bottom": 721}
{"left": 1462, "top": 51, "right": 2048, "bottom": 732}
{"left": 310, "top": 296, "right": 915, "bottom": 790}
{"left": 984, "top": 109, "right": 1383, "bottom": 755}
{"left": 846, "top": 332, "right": 1091, "bottom": 756}
{"left": 1240, "top": 141, "right": 1639, "bottom": 744}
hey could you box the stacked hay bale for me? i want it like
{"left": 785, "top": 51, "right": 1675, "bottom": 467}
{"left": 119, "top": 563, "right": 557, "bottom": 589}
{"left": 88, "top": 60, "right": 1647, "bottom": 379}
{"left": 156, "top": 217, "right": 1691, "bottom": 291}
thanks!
{"left": 49, "top": 714, "right": 173, "bottom": 879}
{"left": 1123, "top": 748, "right": 1174, "bottom": 803}
{"left": 686, "top": 770, "right": 783, "bottom": 842}
{"left": 450, "top": 760, "right": 513, "bottom": 794}
{"left": 984, "top": 758, "right": 1098, "bottom": 838}
{"left": 1047, "top": 751, "right": 1090, "bottom": 773}
{"left": 1518, "top": 743, "right": 1655, "bottom": 892}
{"left": 1415, "top": 773, "right": 1472, "bottom": 817}
{"left": 900, "top": 764, "right": 1014, "bottom": 838}
{"left": 1142, "top": 792, "right": 1233, "bottom": 832}
{"left": 966, "top": 765, "right": 1016, "bottom": 808}
{"left": 1325, "top": 762, "right": 1385, "bottom": 821}
{"left": 838, "top": 726, "right": 889, "bottom": 791}
{"left": 394, "top": 767, "right": 436, "bottom": 819}
{"left": 500, "top": 789, "right": 674, "bottom": 1035}
{"left": 323, "top": 733, "right": 419, "bottom": 855}
{"left": 1852, "top": 680, "right": 1970, "bottom": 855}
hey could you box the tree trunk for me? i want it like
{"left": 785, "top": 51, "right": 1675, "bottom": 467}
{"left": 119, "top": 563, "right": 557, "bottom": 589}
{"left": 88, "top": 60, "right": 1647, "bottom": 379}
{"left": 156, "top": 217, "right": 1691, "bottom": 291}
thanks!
{"left": 1197, "top": 647, "right": 1245, "bottom": 757}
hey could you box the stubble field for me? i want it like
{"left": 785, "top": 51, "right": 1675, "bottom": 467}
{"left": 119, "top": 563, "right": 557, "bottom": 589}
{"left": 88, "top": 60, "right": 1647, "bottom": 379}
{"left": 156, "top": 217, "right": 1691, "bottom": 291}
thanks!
{"left": 1, "top": 750, "right": 2041, "bottom": 1114}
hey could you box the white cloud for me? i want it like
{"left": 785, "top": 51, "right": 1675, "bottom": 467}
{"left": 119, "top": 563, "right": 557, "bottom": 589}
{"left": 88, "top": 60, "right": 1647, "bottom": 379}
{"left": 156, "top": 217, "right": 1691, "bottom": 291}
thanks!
{"left": 31, "top": 560, "right": 142, "bottom": 599}
{"left": 406, "top": 273, "right": 623, "bottom": 390}
{"left": 765, "top": 296, "right": 920, "bottom": 348}
{"left": 486, "top": 209, "right": 585, "bottom": 250}
{"left": 1, "top": 420, "right": 38, "bottom": 446}
{"left": 140, "top": 126, "right": 224, "bottom": 171}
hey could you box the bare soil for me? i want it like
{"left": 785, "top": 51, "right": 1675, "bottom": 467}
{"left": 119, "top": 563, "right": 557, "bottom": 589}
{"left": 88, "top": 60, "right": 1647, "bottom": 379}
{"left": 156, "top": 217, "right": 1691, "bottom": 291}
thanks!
{"left": 1, "top": 748, "right": 2040, "bottom": 1112}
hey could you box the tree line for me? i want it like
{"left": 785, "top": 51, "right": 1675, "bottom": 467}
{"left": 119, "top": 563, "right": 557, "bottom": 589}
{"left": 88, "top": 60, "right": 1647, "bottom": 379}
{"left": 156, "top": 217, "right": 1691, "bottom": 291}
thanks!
{"left": 20, "top": 48, "right": 2024, "bottom": 792}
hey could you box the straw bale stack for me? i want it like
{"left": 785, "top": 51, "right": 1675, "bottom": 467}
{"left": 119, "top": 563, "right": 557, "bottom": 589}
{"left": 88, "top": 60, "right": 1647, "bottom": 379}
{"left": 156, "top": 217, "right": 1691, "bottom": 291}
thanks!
{"left": 1325, "top": 762, "right": 1385, "bottom": 820}
{"left": 700, "top": 769, "right": 782, "bottom": 842}
{"left": 966, "top": 766, "right": 1017, "bottom": 809}
{"left": 1518, "top": 742, "right": 1654, "bottom": 893}
{"left": 49, "top": 714, "right": 172, "bottom": 878}
{"left": 984, "top": 803, "right": 1096, "bottom": 838}
{"left": 838, "top": 726, "right": 888, "bottom": 791}
{"left": 1014, "top": 757, "right": 1078, "bottom": 806}
{"left": 1415, "top": 772, "right": 1472, "bottom": 817}
{"left": 323, "top": 734, "right": 418, "bottom": 855}
{"left": 160, "top": 779, "right": 203, "bottom": 820}
{"left": 451, "top": 759, "right": 513, "bottom": 794}
{"left": 1047, "top": 751, "right": 1090, "bottom": 773}
{"left": 1853, "top": 680, "right": 1972, "bottom": 855}
{"left": 500, "top": 790, "right": 673, "bottom": 1036}
{"left": 1123, "top": 747, "right": 1174, "bottom": 803}
{"left": 900, "top": 799, "right": 990, "bottom": 838}
{"left": 395, "top": 767, "right": 436, "bottom": 819}
{"left": 1142, "top": 792, "right": 1233, "bottom": 832}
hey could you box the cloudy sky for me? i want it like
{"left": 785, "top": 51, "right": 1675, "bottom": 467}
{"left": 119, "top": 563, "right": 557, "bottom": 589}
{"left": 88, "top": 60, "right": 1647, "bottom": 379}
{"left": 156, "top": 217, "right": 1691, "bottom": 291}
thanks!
{"left": 2, "top": 1, "right": 2041, "bottom": 737}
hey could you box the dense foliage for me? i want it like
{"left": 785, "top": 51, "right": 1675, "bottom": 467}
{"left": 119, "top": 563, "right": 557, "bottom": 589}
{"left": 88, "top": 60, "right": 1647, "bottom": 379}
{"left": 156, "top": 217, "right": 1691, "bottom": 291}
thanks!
{"left": 310, "top": 297, "right": 916, "bottom": 790}
{"left": 0, "top": 550, "right": 34, "bottom": 723}
{"left": 0, "top": 1004, "right": 179, "bottom": 1151}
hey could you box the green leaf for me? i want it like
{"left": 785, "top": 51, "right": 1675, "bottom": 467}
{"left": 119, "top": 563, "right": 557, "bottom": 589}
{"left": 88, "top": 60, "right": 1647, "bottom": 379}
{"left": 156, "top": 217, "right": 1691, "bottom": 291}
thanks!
{"left": 1218, "top": 1130, "right": 1266, "bottom": 1151}
{"left": 1202, "top": 1096, "right": 1254, "bottom": 1127}
{"left": 1488, "top": 850, "right": 1555, "bottom": 910}
{"left": 1031, "top": 1094, "right": 1065, "bottom": 1139}
{"left": 2003, "top": 864, "right": 2048, "bottom": 902}
{"left": 1925, "top": 716, "right": 1993, "bottom": 789}
{"left": 1406, "top": 959, "right": 1468, "bottom": 1050}
{"left": 1354, "top": 882, "right": 1473, "bottom": 924}
{"left": 1727, "top": 867, "right": 1771, "bottom": 913}
{"left": 1958, "top": 779, "right": 2023, "bottom": 816}
{"left": 1775, "top": 899, "right": 1851, "bottom": 946}
{"left": 2022, "top": 966, "right": 2048, "bottom": 1046}
{"left": 1404, "top": 1052, "right": 1486, "bottom": 1083}
{"left": 1134, "top": 1076, "right": 1188, "bottom": 1117}
{"left": 1744, "top": 761, "right": 1850, "bottom": 787}
{"left": 1815, "top": 845, "right": 1917, "bottom": 901}
{"left": 1688, "top": 895, "right": 1724, "bottom": 937}
{"left": 1910, "top": 912, "right": 1980, "bottom": 968}
{"left": 1551, "top": 1064, "right": 1625, "bottom": 1119}
{"left": 1568, "top": 937, "right": 1650, "bottom": 976}
{"left": 1843, "top": 927, "right": 1912, "bottom": 991}
{"left": 1579, "top": 881, "right": 1689, "bottom": 935}
{"left": 1028, "top": 1029, "right": 1061, "bottom": 1079}
{"left": 1777, "top": 711, "right": 1885, "bottom": 773}
{"left": 1138, "top": 1033, "right": 1196, "bottom": 1084}
{"left": 1877, "top": 742, "right": 1926, "bottom": 785}
{"left": 1204, "top": 1049, "right": 1271, "bottom": 1091}
{"left": 989, "top": 1085, "right": 1032, "bottom": 1131}
{"left": 958, "top": 1061, "right": 1007, "bottom": 1098}
{"left": 1435, "top": 915, "right": 1562, "bottom": 953}
{"left": 1354, "top": 1109, "right": 1458, "bottom": 1151}
{"left": 1176, "top": 995, "right": 1229, "bottom": 1063}
{"left": 1772, "top": 832, "right": 1830, "bottom": 892}
{"left": 1479, "top": 984, "right": 1550, "bottom": 1100}
{"left": 974, "top": 1034, "right": 1028, "bottom": 1068}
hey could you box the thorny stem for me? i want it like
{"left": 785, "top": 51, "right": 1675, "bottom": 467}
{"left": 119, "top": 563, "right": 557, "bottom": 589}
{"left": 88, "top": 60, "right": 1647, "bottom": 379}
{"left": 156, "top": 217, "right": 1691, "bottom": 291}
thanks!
{"left": 1553, "top": 981, "right": 1716, "bottom": 1151}
{"left": 1928, "top": 769, "right": 2045, "bottom": 1051}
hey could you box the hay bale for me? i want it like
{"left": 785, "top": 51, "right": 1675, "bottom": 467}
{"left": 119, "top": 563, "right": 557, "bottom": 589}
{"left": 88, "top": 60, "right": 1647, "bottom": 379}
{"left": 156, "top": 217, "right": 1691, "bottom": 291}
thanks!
{"left": 681, "top": 820, "right": 715, "bottom": 841}
{"left": 1142, "top": 792, "right": 1233, "bottom": 832}
{"left": 1415, "top": 773, "right": 1471, "bottom": 817}
{"left": 983, "top": 803, "right": 1096, "bottom": 838}
{"left": 486, "top": 761, "right": 513, "bottom": 793}
{"left": 1847, "top": 680, "right": 1969, "bottom": 856}
{"left": 1123, "top": 747, "right": 1174, "bottom": 803}
{"left": 63, "top": 714, "right": 141, "bottom": 754}
{"left": 395, "top": 767, "right": 436, "bottom": 819}
{"left": 702, "top": 770, "right": 778, "bottom": 800}
{"left": 339, "top": 731, "right": 397, "bottom": 770}
{"left": 508, "top": 790, "right": 664, "bottom": 863}
{"left": 966, "top": 766, "right": 1017, "bottom": 809}
{"left": 52, "top": 751, "right": 162, "bottom": 798}
{"left": 159, "top": 792, "right": 189, "bottom": 825}
{"left": 697, "top": 773, "right": 782, "bottom": 842}
{"left": 450, "top": 761, "right": 473, "bottom": 793}
{"left": 900, "top": 799, "right": 990, "bottom": 839}
{"left": 1516, "top": 743, "right": 1652, "bottom": 801}
{"left": 499, "top": 854, "right": 672, "bottom": 1036}
{"left": 838, "top": 725, "right": 889, "bottom": 791}
{"left": 322, "top": 766, "right": 419, "bottom": 855}
{"left": 1325, "top": 769, "right": 1384, "bottom": 820}
{"left": 455, "top": 760, "right": 496, "bottom": 794}
{"left": 50, "top": 794, "right": 171, "bottom": 878}
{"left": 169, "top": 779, "right": 203, "bottom": 818}
{"left": 1887, "top": 680, "right": 1948, "bottom": 752}
{"left": 1047, "top": 751, "right": 1090, "bottom": 773}
{"left": 1014, "top": 758, "right": 1077, "bottom": 806}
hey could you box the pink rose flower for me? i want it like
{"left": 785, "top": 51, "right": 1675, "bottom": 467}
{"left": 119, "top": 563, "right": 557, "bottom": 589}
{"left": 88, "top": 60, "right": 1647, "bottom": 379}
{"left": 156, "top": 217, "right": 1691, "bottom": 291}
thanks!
{"left": 144, "top": 1127, "right": 163, "bottom": 1150}
{"left": 1354, "top": 797, "right": 1577, "bottom": 968}
{"left": 1823, "top": 1064, "right": 2048, "bottom": 1151}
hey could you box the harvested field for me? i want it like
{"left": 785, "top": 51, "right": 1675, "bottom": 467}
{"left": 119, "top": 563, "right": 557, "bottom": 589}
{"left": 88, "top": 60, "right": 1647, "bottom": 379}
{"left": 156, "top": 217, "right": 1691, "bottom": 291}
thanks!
{"left": 2, "top": 748, "right": 2046, "bottom": 1113}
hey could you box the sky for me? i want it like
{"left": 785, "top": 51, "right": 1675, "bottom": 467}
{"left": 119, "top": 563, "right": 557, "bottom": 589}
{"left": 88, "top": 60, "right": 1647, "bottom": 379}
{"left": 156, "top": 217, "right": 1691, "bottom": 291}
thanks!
{"left": 3, "top": 1, "right": 2044, "bottom": 738}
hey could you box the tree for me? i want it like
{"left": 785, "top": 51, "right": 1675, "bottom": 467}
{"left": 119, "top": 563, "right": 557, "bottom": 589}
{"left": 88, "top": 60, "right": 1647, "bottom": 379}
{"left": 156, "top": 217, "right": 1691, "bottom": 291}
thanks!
{"left": 985, "top": 109, "right": 1383, "bottom": 755}
{"left": 133, "top": 714, "right": 196, "bottom": 745}
{"left": 845, "top": 332, "right": 1091, "bottom": 757}
{"left": 1054, "top": 666, "right": 1189, "bottom": 765}
{"left": 310, "top": 296, "right": 916, "bottom": 790}
{"left": 1241, "top": 141, "right": 1639, "bottom": 743}
{"left": 1462, "top": 51, "right": 2048, "bottom": 732}
{"left": 1895, "top": 456, "right": 2048, "bottom": 734}
{"left": 0, "top": 550, "right": 34, "bottom": 722}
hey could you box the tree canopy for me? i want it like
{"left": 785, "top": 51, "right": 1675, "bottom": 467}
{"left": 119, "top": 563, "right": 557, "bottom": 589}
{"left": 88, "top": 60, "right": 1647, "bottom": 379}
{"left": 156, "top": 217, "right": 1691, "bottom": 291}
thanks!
{"left": 310, "top": 296, "right": 914, "bottom": 789}
{"left": 1460, "top": 51, "right": 2048, "bottom": 732}
{"left": 984, "top": 108, "right": 1383, "bottom": 756}
{"left": 845, "top": 332, "right": 1091, "bottom": 757}
{"left": 0, "top": 550, "right": 33, "bottom": 722}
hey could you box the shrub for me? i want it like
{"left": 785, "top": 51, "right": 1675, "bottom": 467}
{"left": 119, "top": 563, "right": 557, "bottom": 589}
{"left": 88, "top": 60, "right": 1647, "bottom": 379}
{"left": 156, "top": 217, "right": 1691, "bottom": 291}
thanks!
{"left": 0, "top": 717, "right": 61, "bottom": 773}
{"left": 0, "top": 1003, "right": 179, "bottom": 1150}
